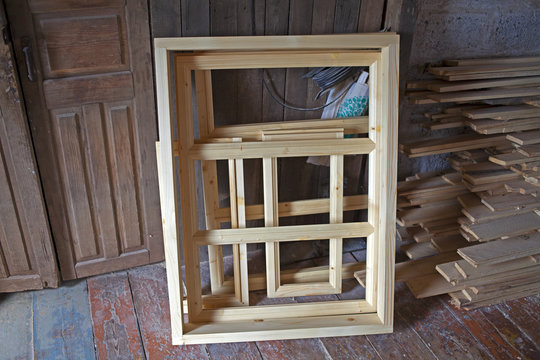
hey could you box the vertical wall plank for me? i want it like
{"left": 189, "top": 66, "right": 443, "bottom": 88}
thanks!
{"left": 237, "top": 0, "right": 266, "bottom": 211}
{"left": 304, "top": 0, "right": 337, "bottom": 119}
{"left": 181, "top": 0, "right": 210, "bottom": 36}
{"left": 358, "top": 0, "right": 385, "bottom": 32}
{"left": 283, "top": 0, "right": 314, "bottom": 121}
{"left": 334, "top": 0, "right": 361, "bottom": 33}
{"left": 150, "top": 0, "right": 182, "bottom": 38}
{"left": 262, "top": 0, "right": 289, "bottom": 123}
{"left": 211, "top": 0, "right": 238, "bottom": 128}
{"left": 278, "top": 0, "right": 318, "bottom": 231}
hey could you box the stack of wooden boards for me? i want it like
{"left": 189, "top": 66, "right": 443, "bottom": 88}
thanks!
{"left": 402, "top": 56, "right": 540, "bottom": 157}
{"left": 355, "top": 166, "right": 540, "bottom": 310}
{"left": 358, "top": 56, "right": 540, "bottom": 310}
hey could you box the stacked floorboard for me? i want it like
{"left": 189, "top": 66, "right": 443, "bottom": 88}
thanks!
{"left": 372, "top": 56, "right": 540, "bottom": 309}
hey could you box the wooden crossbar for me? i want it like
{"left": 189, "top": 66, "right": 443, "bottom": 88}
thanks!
{"left": 193, "top": 222, "right": 374, "bottom": 246}
{"left": 187, "top": 138, "right": 375, "bottom": 159}
{"left": 177, "top": 50, "right": 380, "bottom": 70}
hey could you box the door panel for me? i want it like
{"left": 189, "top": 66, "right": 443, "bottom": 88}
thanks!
{"left": 6, "top": 0, "right": 163, "bottom": 279}
{"left": 43, "top": 72, "right": 134, "bottom": 108}
{"left": 0, "top": 8, "right": 59, "bottom": 291}
{"left": 34, "top": 7, "right": 129, "bottom": 78}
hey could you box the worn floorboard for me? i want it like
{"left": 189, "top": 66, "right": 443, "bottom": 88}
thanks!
{"left": 367, "top": 284, "right": 438, "bottom": 360}
{"left": 442, "top": 302, "right": 525, "bottom": 360}
{"left": 87, "top": 272, "right": 145, "bottom": 360}
{"left": 479, "top": 301, "right": 540, "bottom": 359}
{"left": 394, "top": 283, "right": 494, "bottom": 359}
{"left": 0, "top": 291, "right": 33, "bottom": 359}
{"left": 1, "top": 256, "right": 539, "bottom": 360}
{"left": 33, "top": 280, "right": 95, "bottom": 360}
{"left": 495, "top": 294, "right": 540, "bottom": 346}
{"left": 128, "top": 263, "right": 208, "bottom": 359}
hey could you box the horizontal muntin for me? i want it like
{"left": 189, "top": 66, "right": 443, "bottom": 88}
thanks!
{"left": 186, "top": 138, "right": 375, "bottom": 160}
{"left": 193, "top": 222, "right": 374, "bottom": 246}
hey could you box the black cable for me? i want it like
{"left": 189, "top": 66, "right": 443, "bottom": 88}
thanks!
{"left": 304, "top": 66, "right": 362, "bottom": 98}
{"left": 261, "top": 69, "right": 356, "bottom": 112}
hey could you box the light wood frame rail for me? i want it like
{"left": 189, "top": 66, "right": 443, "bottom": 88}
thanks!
{"left": 154, "top": 34, "right": 398, "bottom": 345}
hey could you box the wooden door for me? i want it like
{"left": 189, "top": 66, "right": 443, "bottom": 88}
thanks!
{"left": 0, "top": 8, "right": 59, "bottom": 292}
{"left": 5, "top": 0, "right": 163, "bottom": 279}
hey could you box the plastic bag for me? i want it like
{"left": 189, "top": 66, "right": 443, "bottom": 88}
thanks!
{"left": 307, "top": 71, "right": 369, "bottom": 166}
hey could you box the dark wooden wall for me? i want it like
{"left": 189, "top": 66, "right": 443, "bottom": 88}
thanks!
{"left": 149, "top": 0, "right": 387, "bottom": 261}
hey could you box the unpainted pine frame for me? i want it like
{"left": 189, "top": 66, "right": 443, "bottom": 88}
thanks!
{"left": 227, "top": 138, "right": 250, "bottom": 305}
{"left": 179, "top": 57, "right": 372, "bottom": 321}
{"left": 193, "top": 70, "right": 225, "bottom": 295}
{"left": 262, "top": 128, "right": 345, "bottom": 298}
{"left": 154, "top": 33, "right": 398, "bottom": 345}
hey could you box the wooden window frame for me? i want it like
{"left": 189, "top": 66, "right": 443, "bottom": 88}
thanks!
{"left": 154, "top": 34, "right": 398, "bottom": 345}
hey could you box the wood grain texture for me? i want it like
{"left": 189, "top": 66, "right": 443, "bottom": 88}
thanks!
{"left": 495, "top": 295, "right": 540, "bottom": 347}
{"left": 442, "top": 303, "right": 527, "bottom": 360}
{"left": 87, "top": 272, "right": 145, "bottom": 360}
{"left": 33, "top": 280, "right": 95, "bottom": 360}
{"left": 181, "top": 0, "right": 210, "bottom": 36}
{"left": 334, "top": 0, "right": 361, "bottom": 33}
{"left": 463, "top": 212, "right": 540, "bottom": 242}
{"left": 207, "top": 342, "right": 261, "bottom": 360}
{"left": 395, "top": 285, "right": 492, "bottom": 359}
{"left": 358, "top": 0, "right": 384, "bottom": 32}
{"left": 0, "top": 26, "right": 58, "bottom": 291}
{"left": 279, "top": 20, "right": 324, "bottom": 239}
{"left": 6, "top": 0, "right": 163, "bottom": 280}
{"left": 0, "top": 292, "right": 33, "bottom": 359}
{"left": 304, "top": 0, "right": 335, "bottom": 120}
{"left": 481, "top": 301, "right": 540, "bottom": 358}
{"left": 254, "top": 287, "right": 332, "bottom": 360}
{"left": 3, "top": 260, "right": 540, "bottom": 358}
{"left": 150, "top": 0, "right": 182, "bottom": 38}
{"left": 157, "top": 31, "right": 396, "bottom": 343}
{"left": 125, "top": 0, "right": 163, "bottom": 263}
{"left": 43, "top": 72, "right": 134, "bottom": 109}
{"left": 261, "top": 0, "right": 289, "bottom": 123}
{"left": 507, "top": 130, "right": 540, "bottom": 145}
{"left": 34, "top": 7, "right": 129, "bottom": 79}
{"left": 128, "top": 264, "right": 208, "bottom": 359}
{"left": 366, "top": 283, "right": 437, "bottom": 359}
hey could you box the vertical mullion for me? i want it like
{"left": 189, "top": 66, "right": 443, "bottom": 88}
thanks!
{"left": 377, "top": 44, "right": 398, "bottom": 326}
{"left": 154, "top": 47, "right": 184, "bottom": 342}
{"left": 195, "top": 70, "right": 225, "bottom": 294}
{"left": 366, "top": 57, "right": 380, "bottom": 306}
{"left": 228, "top": 139, "right": 249, "bottom": 305}
{"left": 329, "top": 151, "right": 344, "bottom": 290}
{"left": 263, "top": 157, "right": 280, "bottom": 296}
{"left": 235, "top": 157, "right": 250, "bottom": 305}
{"left": 176, "top": 64, "right": 202, "bottom": 321}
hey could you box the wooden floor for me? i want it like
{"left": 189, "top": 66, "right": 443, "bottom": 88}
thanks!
{"left": 1, "top": 254, "right": 539, "bottom": 360}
